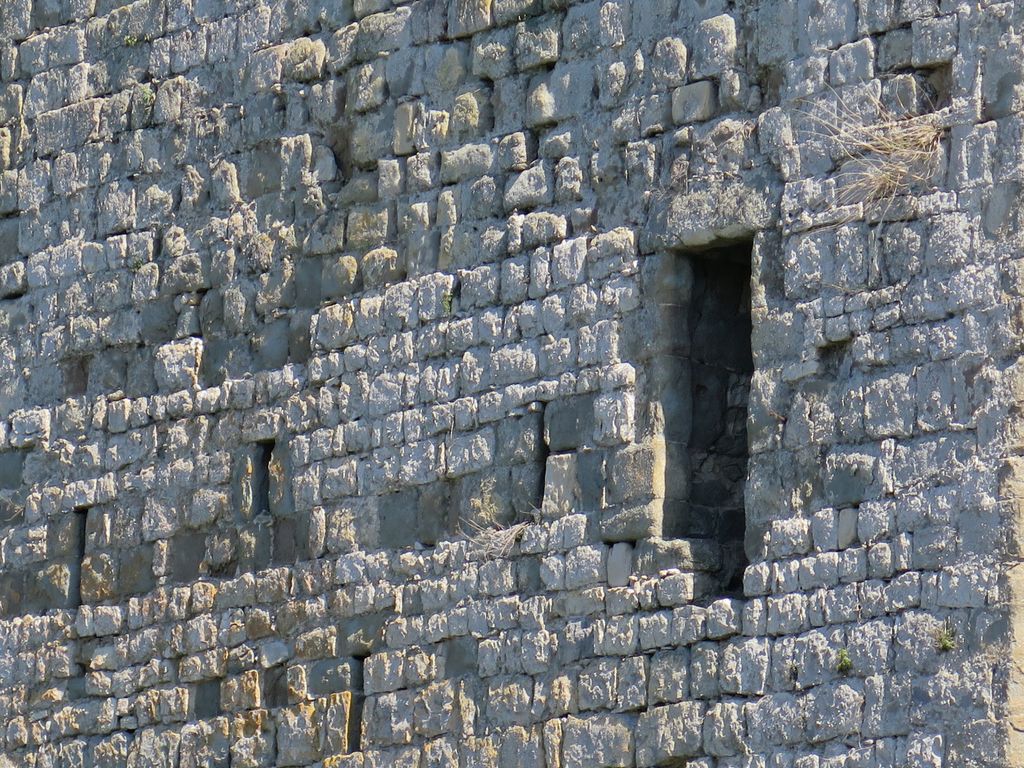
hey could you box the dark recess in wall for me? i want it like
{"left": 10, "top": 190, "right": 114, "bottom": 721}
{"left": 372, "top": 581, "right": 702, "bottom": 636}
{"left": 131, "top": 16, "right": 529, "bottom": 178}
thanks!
{"left": 667, "top": 243, "right": 753, "bottom": 597}
{"left": 69, "top": 506, "right": 88, "bottom": 608}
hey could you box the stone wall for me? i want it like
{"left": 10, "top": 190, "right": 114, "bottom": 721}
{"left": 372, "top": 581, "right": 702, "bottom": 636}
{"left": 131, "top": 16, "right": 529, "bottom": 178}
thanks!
{"left": 0, "top": 0, "right": 1022, "bottom": 765}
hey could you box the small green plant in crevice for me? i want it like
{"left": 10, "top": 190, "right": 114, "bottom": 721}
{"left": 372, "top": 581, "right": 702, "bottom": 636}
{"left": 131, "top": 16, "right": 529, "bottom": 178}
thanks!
{"left": 137, "top": 84, "right": 155, "bottom": 108}
{"left": 936, "top": 620, "right": 957, "bottom": 653}
{"left": 836, "top": 648, "right": 853, "bottom": 675}
{"left": 441, "top": 291, "right": 455, "bottom": 315}
{"left": 124, "top": 35, "right": 141, "bottom": 47}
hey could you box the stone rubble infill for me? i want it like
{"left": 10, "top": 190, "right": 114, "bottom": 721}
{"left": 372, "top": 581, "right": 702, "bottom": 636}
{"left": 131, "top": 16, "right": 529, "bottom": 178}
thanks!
{"left": 0, "top": 0, "right": 1020, "bottom": 766}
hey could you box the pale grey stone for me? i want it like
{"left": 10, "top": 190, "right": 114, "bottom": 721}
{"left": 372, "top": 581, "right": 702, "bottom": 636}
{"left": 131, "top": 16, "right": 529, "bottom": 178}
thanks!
{"left": 672, "top": 81, "right": 718, "bottom": 124}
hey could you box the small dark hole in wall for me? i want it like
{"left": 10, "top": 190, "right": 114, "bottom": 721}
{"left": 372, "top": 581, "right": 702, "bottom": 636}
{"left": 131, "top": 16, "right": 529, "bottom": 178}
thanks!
{"left": 820, "top": 338, "right": 853, "bottom": 379}
{"left": 535, "top": 428, "right": 550, "bottom": 513}
{"left": 348, "top": 654, "right": 366, "bottom": 753}
{"left": 923, "top": 63, "right": 953, "bottom": 110}
{"left": 194, "top": 679, "right": 222, "bottom": 719}
{"left": 254, "top": 441, "right": 274, "bottom": 518}
{"left": 756, "top": 65, "right": 784, "bottom": 108}
{"left": 62, "top": 357, "right": 90, "bottom": 397}
{"left": 263, "top": 665, "right": 289, "bottom": 709}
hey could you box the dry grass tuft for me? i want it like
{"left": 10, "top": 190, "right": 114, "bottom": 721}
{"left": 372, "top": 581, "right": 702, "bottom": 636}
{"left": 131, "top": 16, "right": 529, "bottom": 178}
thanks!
{"left": 459, "top": 476, "right": 529, "bottom": 559}
{"left": 800, "top": 83, "right": 945, "bottom": 217}
{"left": 460, "top": 516, "right": 530, "bottom": 559}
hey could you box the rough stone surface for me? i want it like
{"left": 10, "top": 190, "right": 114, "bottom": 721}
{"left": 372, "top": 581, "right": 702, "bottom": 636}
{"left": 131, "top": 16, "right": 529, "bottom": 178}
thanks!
{"left": 0, "top": 1, "right": 1020, "bottom": 767}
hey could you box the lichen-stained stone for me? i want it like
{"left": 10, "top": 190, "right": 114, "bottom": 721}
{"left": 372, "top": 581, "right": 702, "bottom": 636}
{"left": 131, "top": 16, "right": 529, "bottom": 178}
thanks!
{"left": 284, "top": 38, "right": 327, "bottom": 82}
{"left": 691, "top": 14, "right": 737, "bottom": 79}
{"left": 80, "top": 552, "right": 117, "bottom": 603}
{"left": 561, "top": 714, "right": 635, "bottom": 768}
{"left": 125, "top": 724, "right": 181, "bottom": 767}
{"left": 514, "top": 16, "right": 560, "bottom": 70}
{"left": 179, "top": 719, "right": 231, "bottom": 768}
{"left": 230, "top": 709, "right": 275, "bottom": 767}
{"left": 321, "top": 691, "right": 355, "bottom": 756}
{"left": 313, "top": 303, "right": 356, "bottom": 351}
{"left": 450, "top": 0, "right": 492, "bottom": 39}
{"left": 459, "top": 95, "right": 496, "bottom": 145}
{"left": 440, "top": 142, "right": 495, "bottom": 184}
{"left": 636, "top": 702, "right": 704, "bottom": 767}
{"left": 652, "top": 37, "right": 688, "bottom": 86}
{"left": 0, "top": 1, "right": 1020, "bottom": 765}
{"left": 347, "top": 207, "right": 390, "bottom": 249}
{"left": 155, "top": 339, "right": 204, "bottom": 391}
{"left": 221, "top": 670, "right": 262, "bottom": 711}
{"left": 362, "top": 246, "right": 404, "bottom": 287}
{"left": 277, "top": 702, "right": 322, "bottom": 765}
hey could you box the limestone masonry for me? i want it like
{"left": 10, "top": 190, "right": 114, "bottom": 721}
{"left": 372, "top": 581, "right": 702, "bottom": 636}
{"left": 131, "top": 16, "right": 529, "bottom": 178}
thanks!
{"left": 0, "top": 0, "right": 1023, "bottom": 765}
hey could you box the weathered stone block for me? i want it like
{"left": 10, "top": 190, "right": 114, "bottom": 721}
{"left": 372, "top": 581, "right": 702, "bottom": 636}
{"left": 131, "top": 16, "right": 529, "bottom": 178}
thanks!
{"left": 542, "top": 453, "right": 579, "bottom": 519}
{"left": 276, "top": 703, "right": 321, "bottom": 765}
{"left": 377, "top": 490, "right": 418, "bottom": 549}
{"left": 672, "top": 81, "right": 718, "bottom": 124}
{"left": 450, "top": 0, "right": 492, "bottom": 38}
{"left": 155, "top": 339, "right": 204, "bottom": 392}
{"left": 636, "top": 702, "right": 703, "bottom": 766}
{"left": 561, "top": 714, "right": 635, "bottom": 768}
{"left": 80, "top": 552, "right": 117, "bottom": 604}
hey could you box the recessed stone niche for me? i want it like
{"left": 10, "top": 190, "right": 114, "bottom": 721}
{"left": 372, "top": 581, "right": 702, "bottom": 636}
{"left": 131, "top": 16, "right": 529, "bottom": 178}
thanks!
{"left": 644, "top": 242, "right": 753, "bottom": 597}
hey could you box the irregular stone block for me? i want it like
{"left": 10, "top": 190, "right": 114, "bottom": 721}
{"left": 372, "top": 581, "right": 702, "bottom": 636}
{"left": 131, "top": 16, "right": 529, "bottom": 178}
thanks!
{"left": 561, "top": 714, "right": 635, "bottom": 768}
{"left": 541, "top": 453, "right": 579, "bottom": 519}
{"left": 672, "top": 80, "right": 718, "bottom": 124}
{"left": 652, "top": 37, "right": 688, "bottom": 86}
{"left": 515, "top": 16, "right": 560, "bottom": 70}
{"left": 450, "top": 0, "right": 492, "bottom": 38}
{"left": 606, "top": 541, "right": 633, "bottom": 587}
{"left": 690, "top": 14, "right": 736, "bottom": 79}
{"left": 0, "top": 449, "right": 27, "bottom": 490}
{"left": 600, "top": 500, "right": 663, "bottom": 543}
{"left": 155, "top": 339, "right": 204, "bottom": 392}
{"left": 504, "top": 163, "right": 552, "bottom": 211}
{"left": 440, "top": 143, "right": 495, "bottom": 184}
{"left": 825, "top": 450, "right": 879, "bottom": 507}
{"left": 636, "top": 702, "right": 703, "bottom": 766}
{"left": 276, "top": 703, "right": 321, "bottom": 766}
{"left": 80, "top": 552, "right": 117, "bottom": 604}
